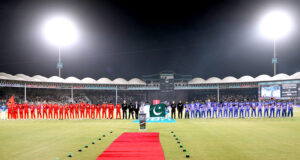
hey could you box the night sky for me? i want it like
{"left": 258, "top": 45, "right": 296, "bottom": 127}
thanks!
{"left": 0, "top": 0, "right": 299, "bottom": 80}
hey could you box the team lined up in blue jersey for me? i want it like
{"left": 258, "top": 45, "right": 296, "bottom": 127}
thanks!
{"left": 180, "top": 99, "right": 295, "bottom": 119}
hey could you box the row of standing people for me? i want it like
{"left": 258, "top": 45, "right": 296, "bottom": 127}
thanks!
{"left": 169, "top": 99, "right": 295, "bottom": 119}
{"left": 1, "top": 100, "right": 140, "bottom": 120}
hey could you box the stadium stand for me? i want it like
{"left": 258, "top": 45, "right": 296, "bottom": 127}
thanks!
{"left": 0, "top": 71, "right": 300, "bottom": 104}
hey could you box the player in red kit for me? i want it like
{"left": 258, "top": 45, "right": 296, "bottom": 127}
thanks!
{"left": 100, "top": 103, "right": 104, "bottom": 119}
{"left": 14, "top": 103, "right": 19, "bottom": 119}
{"left": 9, "top": 103, "right": 13, "bottom": 120}
{"left": 59, "top": 103, "right": 64, "bottom": 119}
{"left": 102, "top": 102, "right": 107, "bottom": 119}
{"left": 19, "top": 102, "right": 24, "bottom": 119}
{"left": 90, "top": 104, "right": 95, "bottom": 119}
{"left": 68, "top": 103, "right": 73, "bottom": 119}
{"left": 24, "top": 101, "right": 29, "bottom": 119}
{"left": 7, "top": 103, "right": 12, "bottom": 119}
{"left": 86, "top": 103, "right": 91, "bottom": 119}
{"left": 36, "top": 102, "right": 42, "bottom": 119}
{"left": 48, "top": 102, "right": 53, "bottom": 119}
{"left": 96, "top": 104, "right": 101, "bottom": 119}
{"left": 54, "top": 103, "right": 59, "bottom": 119}
{"left": 30, "top": 102, "right": 36, "bottom": 119}
{"left": 42, "top": 101, "right": 48, "bottom": 119}
{"left": 68, "top": 103, "right": 72, "bottom": 119}
{"left": 116, "top": 102, "right": 121, "bottom": 119}
{"left": 75, "top": 102, "right": 79, "bottom": 119}
{"left": 64, "top": 103, "right": 69, "bottom": 119}
{"left": 17, "top": 103, "right": 21, "bottom": 119}
{"left": 108, "top": 102, "right": 114, "bottom": 119}
{"left": 80, "top": 101, "right": 85, "bottom": 119}
{"left": 12, "top": 103, "right": 18, "bottom": 119}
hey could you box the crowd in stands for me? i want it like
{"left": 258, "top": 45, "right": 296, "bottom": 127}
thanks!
{"left": 0, "top": 87, "right": 273, "bottom": 105}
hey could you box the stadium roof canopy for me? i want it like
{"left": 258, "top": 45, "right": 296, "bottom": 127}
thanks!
{"left": 188, "top": 72, "right": 300, "bottom": 84}
{"left": 0, "top": 72, "right": 299, "bottom": 85}
{"left": 0, "top": 72, "right": 146, "bottom": 85}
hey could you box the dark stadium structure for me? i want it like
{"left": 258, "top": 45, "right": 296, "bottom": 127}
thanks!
{"left": 0, "top": 71, "right": 300, "bottom": 104}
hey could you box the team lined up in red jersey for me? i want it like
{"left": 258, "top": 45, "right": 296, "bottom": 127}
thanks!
{"left": 6, "top": 101, "right": 122, "bottom": 120}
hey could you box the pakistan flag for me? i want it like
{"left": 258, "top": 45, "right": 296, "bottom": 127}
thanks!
{"left": 150, "top": 103, "right": 166, "bottom": 117}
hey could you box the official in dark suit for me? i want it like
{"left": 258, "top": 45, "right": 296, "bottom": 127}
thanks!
{"left": 128, "top": 103, "right": 134, "bottom": 119}
{"left": 121, "top": 100, "right": 128, "bottom": 119}
{"left": 134, "top": 101, "right": 140, "bottom": 119}
{"left": 171, "top": 101, "right": 176, "bottom": 119}
{"left": 177, "top": 100, "right": 184, "bottom": 119}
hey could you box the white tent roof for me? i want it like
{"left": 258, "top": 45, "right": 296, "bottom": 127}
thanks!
{"left": 65, "top": 77, "right": 81, "bottom": 83}
{"left": 221, "top": 76, "right": 237, "bottom": 83}
{"left": 0, "top": 76, "right": 8, "bottom": 80}
{"left": 188, "top": 78, "right": 205, "bottom": 84}
{"left": 113, "top": 78, "right": 128, "bottom": 85}
{"left": 128, "top": 78, "right": 146, "bottom": 85}
{"left": 238, "top": 75, "right": 255, "bottom": 82}
{"left": 272, "top": 73, "right": 289, "bottom": 80}
{"left": 0, "top": 72, "right": 145, "bottom": 85}
{"left": 188, "top": 72, "right": 300, "bottom": 84}
{"left": 255, "top": 74, "right": 271, "bottom": 81}
{"left": 0, "top": 72, "right": 12, "bottom": 77}
{"left": 206, "top": 77, "right": 221, "bottom": 83}
{"left": 81, "top": 77, "right": 96, "bottom": 83}
{"left": 0, "top": 73, "right": 23, "bottom": 81}
{"left": 288, "top": 72, "right": 300, "bottom": 79}
{"left": 48, "top": 76, "right": 65, "bottom": 83}
{"left": 97, "top": 78, "right": 113, "bottom": 84}
{"left": 0, "top": 72, "right": 300, "bottom": 85}
{"left": 15, "top": 74, "right": 33, "bottom": 81}
{"left": 33, "top": 75, "right": 48, "bottom": 82}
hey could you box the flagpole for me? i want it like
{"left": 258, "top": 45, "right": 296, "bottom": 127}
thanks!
{"left": 71, "top": 85, "right": 74, "bottom": 103}
{"left": 24, "top": 83, "right": 27, "bottom": 102}
{"left": 116, "top": 85, "right": 118, "bottom": 105}
{"left": 217, "top": 85, "right": 219, "bottom": 103}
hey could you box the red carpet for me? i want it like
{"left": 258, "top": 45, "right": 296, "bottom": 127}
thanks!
{"left": 96, "top": 132, "right": 164, "bottom": 160}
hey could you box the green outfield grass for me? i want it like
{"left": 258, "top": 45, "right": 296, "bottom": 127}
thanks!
{"left": 0, "top": 108, "right": 300, "bottom": 160}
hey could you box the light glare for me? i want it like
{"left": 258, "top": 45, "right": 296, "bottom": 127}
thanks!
{"left": 43, "top": 17, "right": 78, "bottom": 47}
{"left": 259, "top": 10, "right": 292, "bottom": 39}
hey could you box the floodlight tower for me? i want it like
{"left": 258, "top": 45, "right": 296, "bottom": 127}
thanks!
{"left": 259, "top": 10, "right": 292, "bottom": 76}
{"left": 43, "top": 17, "right": 78, "bottom": 77}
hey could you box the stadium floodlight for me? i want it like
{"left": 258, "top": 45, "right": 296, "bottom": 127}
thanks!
{"left": 43, "top": 16, "right": 78, "bottom": 77}
{"left": 259, "top": 10, "right": 293, "bottom": 76}
{"left": 260, "top": 10, "right": 292, "bottom": 40}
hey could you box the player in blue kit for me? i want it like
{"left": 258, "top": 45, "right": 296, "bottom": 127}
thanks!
{"left": 184, "top": 101, "right": 190, "bottom": 119}
{"left": 206, "top": 99, "right": 212, "bottom": 119}
{"left": 251, "top": 99, "right": 256, "bottom": 118}
{"left": 200, "top": 101, "right": 206, "bottom": 118}
{"left": 244, "top": 99, "right": 250, "bottom": 118}
{"left": 257, "top": 101, "right": 263, "bottom": 118}
{"left": 275, "top": 100, "right": 281, "bottom": 118}
{"left": 190, "top": 101, "right": 195, "bottom": 119}
{"left": 239, "top": 100, "right": 244, "bottom": 118}
{"left": 195, "top": 100, "right": 201, "bottom": 118}
{"left": 287, "top": 99, "right": 294, "bottom": 118}
{"left": 269, "top": 99, "right": 275, "bottom": 118}
{"left": 264, "top": 100, "right": 269, "bottom": 118}
{"left": 212, "top": 101, "right": 218, "bottom": 118}
{"left": 228, "top": 100, "right": 234, "bottom": 118}
{"left": 218, "top": 101, "right": 223, "bottom": 118}
{"left": 282, "top": 100, "right": 287, "bottom": 118}
{"left": 1, "top": 101, "right": 7, "bottom": 120}
{"left": 223, "top": 100, "right": 228, "bottom": 118}
{"left": 234, "top": 99, "right": 239, "bottom": 118}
